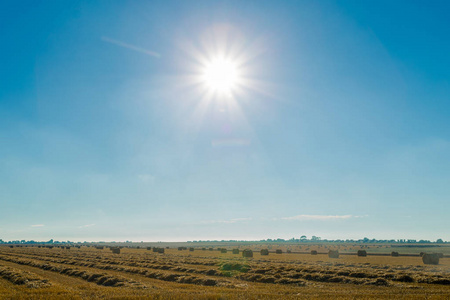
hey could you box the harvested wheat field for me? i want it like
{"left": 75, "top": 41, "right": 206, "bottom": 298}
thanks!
{"left": 0, "top": 245, "right": 449, "bottom": 299}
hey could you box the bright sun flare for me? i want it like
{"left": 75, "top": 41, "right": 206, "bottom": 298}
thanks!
{"left": 202, "top": 57, "right": 239, "bottom": 93}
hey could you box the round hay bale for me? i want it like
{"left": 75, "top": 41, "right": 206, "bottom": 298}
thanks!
{"left": 422, "top": 253, "right": 439, "bottom": 265}
{"left": 276, "top": 249, "right": 283, "bottom": 254}
{"left": 178, "top": 247, "right": 183, "bottom": 251}
{"left": 221, "top": 248, "right": 227, "bottom": 253}
{"left": 157, "top": 248, "right": 165, "bottom": 254}
{"left": 260, "top": 249, "right": 269, "bottom": 255}
{"left": 147, "top": 247, "right": 152, "bottom": 250}
{"left": 232, "top": 249, "right": 239, "bottom": 254}
{"left": 111, "top": 248, "right": 120, "bottom": 254}
{"left": 328, "top": 250, "right": 339, "bottom": 258}
{"left": 202, "top": 248, "right": 206, "bottom": 251}
{"left": 153, "top": 247, "right": 159, "bottom": 252}
{"left": 287, "top": 249, "right": 291, "bottom": 253}
{"left": 189, "top": 247, "right": 194, "bottom": 252}
{"left": 311, "top": 250, "right": 318, "bottom": 255}
{"left": 242, "top": 249, "right": 253, "bottom": 258}
{"left": 391, "top": 251, "right": 399, "bottom": 257}
{"left": 357, "top": 250, "right": 367, "bottom": 257}
{"left": 209, "top": 248, "right": 213, "bottom": 251}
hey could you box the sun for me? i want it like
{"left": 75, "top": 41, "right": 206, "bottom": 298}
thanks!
{"left": 202, "top": 57, "right": 240, "bottom": 94}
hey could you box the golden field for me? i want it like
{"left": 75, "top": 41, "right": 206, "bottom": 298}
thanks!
{"left": 0, "top": 244, "right": 449, "bottom": 299}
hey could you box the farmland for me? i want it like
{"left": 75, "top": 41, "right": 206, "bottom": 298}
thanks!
{"left": 0, "top": 244, "right": 449, "bottom": 299}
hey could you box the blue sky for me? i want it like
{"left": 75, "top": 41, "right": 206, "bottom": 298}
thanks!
{"left": 1, "top": 0, "right": 449, "bottom": 242}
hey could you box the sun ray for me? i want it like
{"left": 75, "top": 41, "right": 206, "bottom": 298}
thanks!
{"left": 173, "top": 23, "right": 278, "bottom": 149}
{"left": 202, "top": 56, "right": 240, "bottom": 94}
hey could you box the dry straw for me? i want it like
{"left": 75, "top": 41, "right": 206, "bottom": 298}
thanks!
{"left": 422, "top": 253, "right": 439, "bottom": 265}
{"left": 242, "top": 249, "right": 253, "bottom": 258}
{"left": 328, "top": 250, "right": 339, "bottom": 258}
{"left": 357, "top": 250, "right": 367, "bottom": 257}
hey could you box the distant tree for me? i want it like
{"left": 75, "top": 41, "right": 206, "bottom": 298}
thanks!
{"left": 300, "top": 235, "right": 307, "bottom": 241}
{"left": 436, "top": 239, "right": 444, "bottom": 243}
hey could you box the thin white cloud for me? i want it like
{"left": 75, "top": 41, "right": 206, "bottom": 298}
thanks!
{"left": 353, "top": 215, "right": 369, "bottom": 218}
{"left": 31, "top": 224, "right": 44, "bottom": 227}
{"left": 78, "top": 224, "right": 96, "bottom": 228}
{"left": 198, "top": 217, "right": 252, "bottom": 225}
{"left": 280, "top": 214, "right": 358, "bottom": 221}
{"left": 101, "top": 36, "right": 161, "bottom": 58}
{"left": 138, "top": 174, "right": 155, "bottom": 185}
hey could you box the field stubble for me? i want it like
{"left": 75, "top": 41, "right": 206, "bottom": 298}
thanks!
{"left": 0, "top": 245, "right": 449, "bottom": 299}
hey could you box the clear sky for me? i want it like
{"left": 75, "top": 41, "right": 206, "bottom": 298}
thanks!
{"left": 1, "top": 0, "right": 449, "bottom": 242}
